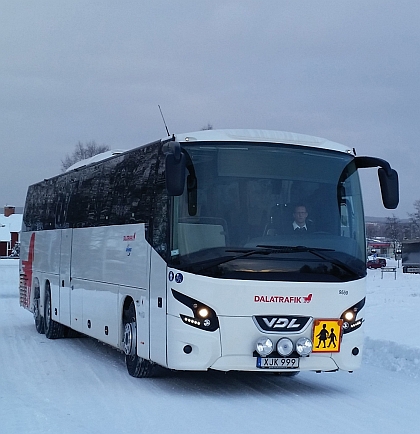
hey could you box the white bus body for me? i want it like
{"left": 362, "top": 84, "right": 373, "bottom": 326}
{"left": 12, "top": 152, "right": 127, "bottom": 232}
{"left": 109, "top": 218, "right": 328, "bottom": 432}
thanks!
{"left": 19, "top": 129, "right": 398, "bottom": 377}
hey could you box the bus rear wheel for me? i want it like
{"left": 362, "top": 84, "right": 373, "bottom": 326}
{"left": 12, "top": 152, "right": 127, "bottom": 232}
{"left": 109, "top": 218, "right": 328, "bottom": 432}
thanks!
{"left": 123, "top": 301, "right": 156, "bottom": 378}
{"left": 34, "top": 297, "right": 44, "bottom": 334}
{"left": 44, "top": 283, "right": 64, "bottom": 339}
{"left": 33, "top": 283, "right": 44, "bottom": 334}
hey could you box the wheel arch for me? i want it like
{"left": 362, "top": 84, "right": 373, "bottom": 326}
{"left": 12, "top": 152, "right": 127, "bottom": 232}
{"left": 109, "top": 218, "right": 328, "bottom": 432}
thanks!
{"left": 121, "top": 295, "right": 156, "bottom": 378}
{"left": 120, "top": 296, "right": 135, "bottom": 345}
{"left": 122, "top": 296, "right": 135, "bottom": 315}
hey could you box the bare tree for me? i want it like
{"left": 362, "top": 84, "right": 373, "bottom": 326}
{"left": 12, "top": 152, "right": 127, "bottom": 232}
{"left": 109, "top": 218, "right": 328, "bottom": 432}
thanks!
{"left": 385, "top": 215, "right": 402, "bottom": 241}
{"left": 407, "top": 199, "right": 420, "bottom": 239}
{"left": 366, "top": 222, "right": 381, "bottom": 239}
{"left": 61, "top": 141, "right": 110, "bottom": 172}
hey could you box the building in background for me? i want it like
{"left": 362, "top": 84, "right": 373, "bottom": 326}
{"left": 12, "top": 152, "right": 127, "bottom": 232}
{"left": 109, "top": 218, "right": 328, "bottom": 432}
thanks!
{"left": 0, "top": 206, "right": 22, "bottom": 257}
{"left": 367, "top": 239, "right": 394, "bottom": 257}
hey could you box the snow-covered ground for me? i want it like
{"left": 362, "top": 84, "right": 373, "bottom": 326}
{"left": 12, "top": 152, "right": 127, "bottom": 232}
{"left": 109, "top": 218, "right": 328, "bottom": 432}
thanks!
{"left": 1, "top": 259, "right": 419, "bottom": 433}
{"left": 363, "top": 259, "right": 420, "bottom": 377}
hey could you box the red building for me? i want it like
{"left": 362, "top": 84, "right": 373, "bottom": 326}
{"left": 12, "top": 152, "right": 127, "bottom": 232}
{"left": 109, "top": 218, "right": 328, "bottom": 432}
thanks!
{"left": 367, "top": 239, "right": 393, "bottom": 257}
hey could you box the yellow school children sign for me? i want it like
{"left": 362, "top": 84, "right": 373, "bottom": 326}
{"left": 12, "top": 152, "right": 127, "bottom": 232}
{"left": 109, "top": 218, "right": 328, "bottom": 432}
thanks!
{"left": 312, "top": 319, "right": 343, "bottom": 353}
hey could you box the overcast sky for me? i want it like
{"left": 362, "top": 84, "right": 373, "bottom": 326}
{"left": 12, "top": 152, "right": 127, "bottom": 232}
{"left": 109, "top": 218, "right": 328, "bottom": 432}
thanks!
{"left": 1, "top": 1, "right": 419, "bottom": 218}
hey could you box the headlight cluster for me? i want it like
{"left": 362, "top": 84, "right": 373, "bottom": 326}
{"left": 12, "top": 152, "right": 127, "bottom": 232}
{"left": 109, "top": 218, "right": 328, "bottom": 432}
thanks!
{"left": 172, "top": 289, "right": 219, "bottom": 332}
{"left": 340, "top": 298, "right": 365, "bottom": 334}
{"left": 256, "top": 336, "right": 312, "bottom": 357}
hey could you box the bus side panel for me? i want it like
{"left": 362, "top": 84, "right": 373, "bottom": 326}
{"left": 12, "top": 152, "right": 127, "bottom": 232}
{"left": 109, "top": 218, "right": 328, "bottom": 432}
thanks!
{"left": 20, "top": 230, "right": 62, "bottom": 321}
{"left": 35, "top": 230, "right": 62, "bottom": 323}
{"left": 71, "top": 224, "right": 150, "bottom": 348}
{"left": 70, "top": 281, "right": 84, "bottom": 333}
{"left": 149, "top": 249, "right": 167, "bottom": 367}
{"left": 71, "top": 224, "right": 148, "bottom": 287}
{"left": 33, "top": 230, "right": 61, "bottom": 277}
{"left": 71, "top": 278, "right": 119, "bottom": 345}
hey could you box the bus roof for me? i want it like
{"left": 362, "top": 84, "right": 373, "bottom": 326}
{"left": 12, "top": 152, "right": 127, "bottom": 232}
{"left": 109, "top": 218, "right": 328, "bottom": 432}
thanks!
{"left": 174, "top": 129, "right": 353, "bottom": 154}
{"left": 60, "top": 129, "right": 353, "bottom": 179}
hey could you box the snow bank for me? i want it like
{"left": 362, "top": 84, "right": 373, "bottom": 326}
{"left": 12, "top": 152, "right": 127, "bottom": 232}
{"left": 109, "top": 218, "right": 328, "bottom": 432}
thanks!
{"left": 0, "top": 259, "right": 18, "bottom": 296}
{"left": 364, "top": 337, "right": 420, "bottom": 378}
{"left": 362, "top": 260, "right": 420, "bottom": 378}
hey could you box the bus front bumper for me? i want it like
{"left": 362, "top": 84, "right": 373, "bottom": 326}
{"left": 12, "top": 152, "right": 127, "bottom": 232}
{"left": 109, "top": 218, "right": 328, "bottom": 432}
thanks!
{"left": 165, "top": 315, "right": 363, "bottom": 373}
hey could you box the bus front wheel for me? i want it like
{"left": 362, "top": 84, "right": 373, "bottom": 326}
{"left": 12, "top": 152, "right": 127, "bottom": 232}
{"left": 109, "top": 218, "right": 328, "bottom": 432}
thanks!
{"left": 123, "top": 301, "right": 156, "bottom": 378}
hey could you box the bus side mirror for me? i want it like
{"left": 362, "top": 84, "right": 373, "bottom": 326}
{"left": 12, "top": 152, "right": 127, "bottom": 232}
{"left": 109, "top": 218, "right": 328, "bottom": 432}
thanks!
{"left": 354, "top": 156, "right": 399, "bottom": 210}
{"left": 165, "top": 141, "right": 186, "bottom": 196}
{"left": 378, "top": 168, "right": 399, "bottom": 209}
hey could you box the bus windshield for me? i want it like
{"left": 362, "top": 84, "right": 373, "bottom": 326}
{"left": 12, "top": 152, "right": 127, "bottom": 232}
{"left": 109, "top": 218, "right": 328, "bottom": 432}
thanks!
{"left": 169, "top": 142, "right": 366, "bottom": 282}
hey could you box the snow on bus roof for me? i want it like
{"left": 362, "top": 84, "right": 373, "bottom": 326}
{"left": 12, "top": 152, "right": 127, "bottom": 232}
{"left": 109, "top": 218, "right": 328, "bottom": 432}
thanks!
{"left": 174, "top": 129, "right": 352, "bottom": 154}
{"left": 65, "top": 150, "right": 127, "bottom": 172}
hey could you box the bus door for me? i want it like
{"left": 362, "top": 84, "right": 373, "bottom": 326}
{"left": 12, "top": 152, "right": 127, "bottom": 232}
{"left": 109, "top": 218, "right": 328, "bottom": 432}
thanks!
{"left": 148, "top": 248, "right": 168, "bottom": 367}
{"left": 59, "top": 228, "right": 73, "bottom": 328}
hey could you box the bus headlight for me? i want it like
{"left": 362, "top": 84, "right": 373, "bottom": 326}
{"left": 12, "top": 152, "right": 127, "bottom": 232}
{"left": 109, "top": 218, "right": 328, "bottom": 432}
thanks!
{"left": 277, "top": 338, "right": 294, "bottom": 357}
{"left": 197, "top": 307, "right": 209, "bottom": 318}
{"left": 343, "top": 311, "right": 355, "bottom": 321}
{"left": 296, "top": 337, "right": 312, "bottom": 356}
{"left": 256, "top": 337, "right": 274, "bottom": 356}
{"left": 172, "top": 289, "right": 219, "bottom": 332}
{"left": 340, "top": 298, "right": 365, "bottom": 334}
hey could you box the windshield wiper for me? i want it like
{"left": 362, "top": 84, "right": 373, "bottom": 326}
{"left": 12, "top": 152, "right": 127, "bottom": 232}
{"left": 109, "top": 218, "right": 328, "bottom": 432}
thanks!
{"left": 184, "top": 246, "right": 283, "bottom": 273}
{"left": 256, "top": 245, "right": 334, "bottom": 253}
{"left": 257, "top": 244, "right": 357, "bottom": 276}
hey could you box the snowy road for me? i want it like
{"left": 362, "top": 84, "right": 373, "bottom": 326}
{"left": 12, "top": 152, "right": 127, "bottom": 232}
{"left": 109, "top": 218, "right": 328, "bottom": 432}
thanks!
{"left": 1, "top": 260, "right": 419, "bottom": 434}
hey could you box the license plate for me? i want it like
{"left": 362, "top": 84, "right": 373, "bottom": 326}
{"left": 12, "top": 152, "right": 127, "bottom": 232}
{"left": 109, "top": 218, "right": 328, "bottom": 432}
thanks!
{"left": 257, "top": 357, "right": 299, "bottom": 369}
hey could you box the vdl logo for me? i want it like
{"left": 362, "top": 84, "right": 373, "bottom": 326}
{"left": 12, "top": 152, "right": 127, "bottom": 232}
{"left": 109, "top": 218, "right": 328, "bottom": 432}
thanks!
{"left": 254, "top": 315, "right": 312, "bottom": 333}
{"left": 263, "top": 317, "right": 301, "bottom": 329}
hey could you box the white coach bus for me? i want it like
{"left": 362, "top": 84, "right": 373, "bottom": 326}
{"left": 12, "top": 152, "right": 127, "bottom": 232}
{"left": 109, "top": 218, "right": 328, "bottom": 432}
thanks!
{"left": 19, "top": 129, "right": 398, "bottom": 377}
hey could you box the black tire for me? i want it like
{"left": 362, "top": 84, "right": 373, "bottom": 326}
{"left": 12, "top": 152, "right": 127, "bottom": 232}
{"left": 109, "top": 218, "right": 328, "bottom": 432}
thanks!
{"left": 33, "top": 283, "right": 44, "bottom": 334}
{"left": 44, "top": 283, "right": 64, "bottom": 339}
{"left": 123, "top": 301, "right": 156, "bottom": 378}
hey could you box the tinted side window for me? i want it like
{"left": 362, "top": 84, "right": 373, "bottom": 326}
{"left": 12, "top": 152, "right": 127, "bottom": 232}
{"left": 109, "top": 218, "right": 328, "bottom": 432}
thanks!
{"left": 23, "top": 142, "right": 162, "bottom": 232}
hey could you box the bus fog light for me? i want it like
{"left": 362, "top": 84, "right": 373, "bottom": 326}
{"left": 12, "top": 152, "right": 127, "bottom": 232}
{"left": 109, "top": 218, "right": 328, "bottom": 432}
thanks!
{"left": 256, "top": 337, "right": 274, "bottom": 356}
{"left": 277, "top": 338, "right": 294, "bottom": 357}
{"left": 296, "top": 337, "right": 312, "bottom": 356}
